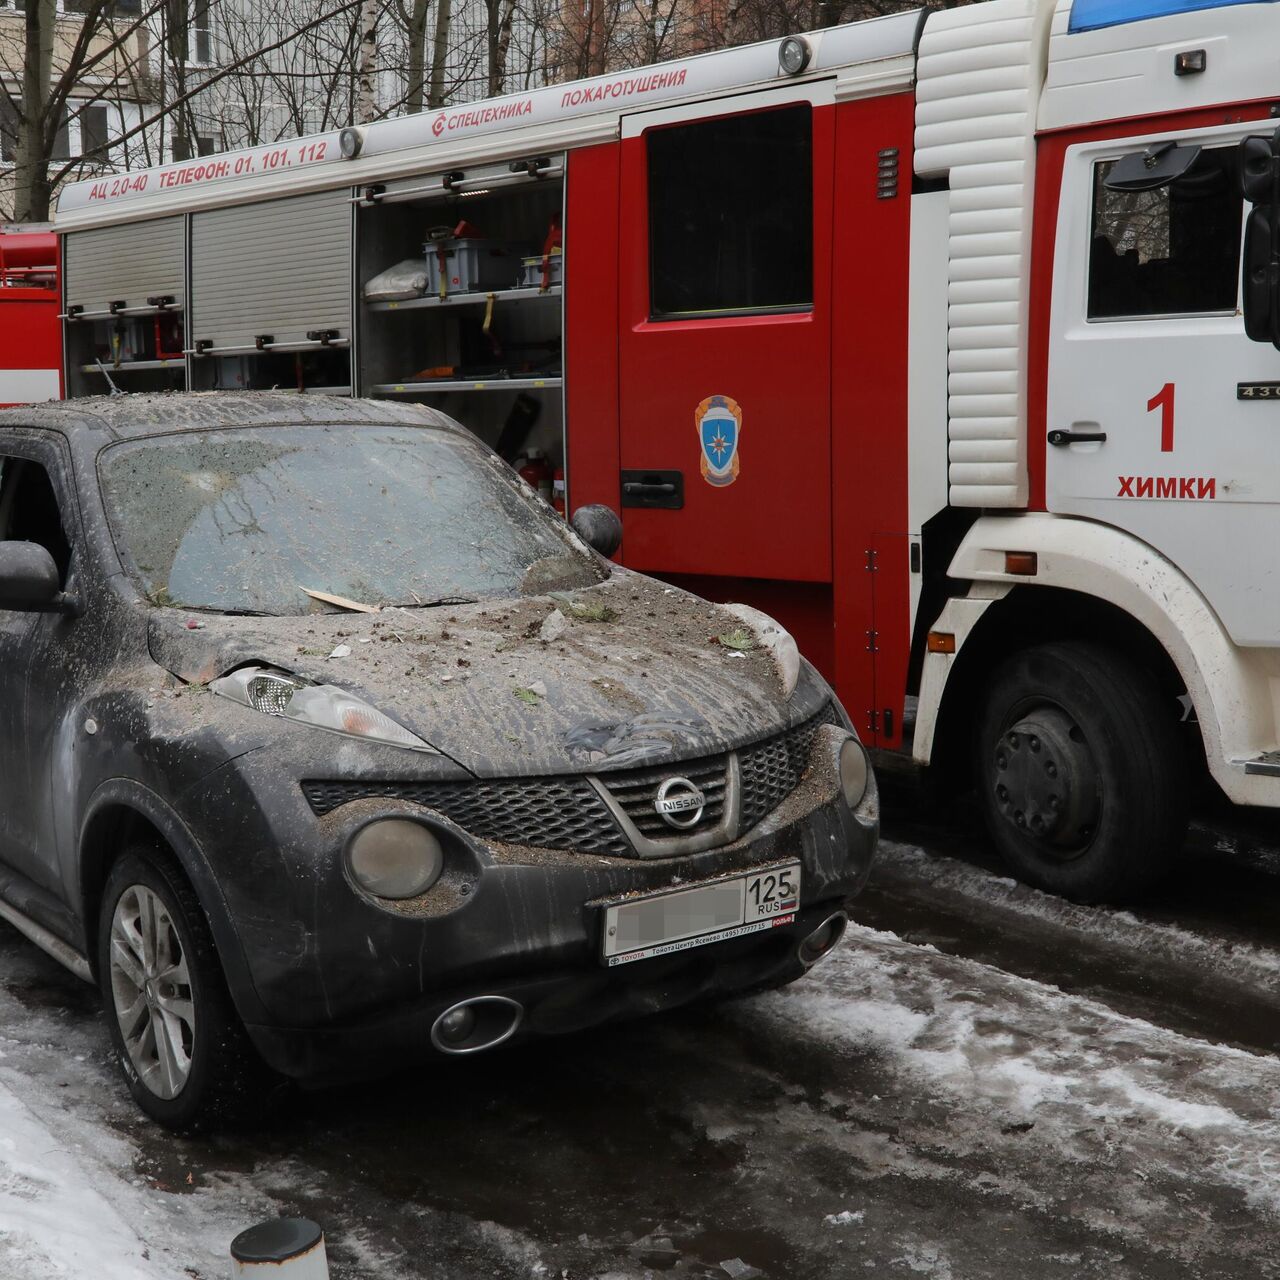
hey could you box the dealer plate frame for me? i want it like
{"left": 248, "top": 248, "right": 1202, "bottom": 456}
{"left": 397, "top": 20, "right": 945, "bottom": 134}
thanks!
{"left": 600, "top": 861, "right": 801, "bottom": 967}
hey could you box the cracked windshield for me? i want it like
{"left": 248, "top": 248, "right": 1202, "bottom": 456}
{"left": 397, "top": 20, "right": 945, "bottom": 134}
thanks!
{"left": 98, "top": 424, "right": 601, "bottom": 615}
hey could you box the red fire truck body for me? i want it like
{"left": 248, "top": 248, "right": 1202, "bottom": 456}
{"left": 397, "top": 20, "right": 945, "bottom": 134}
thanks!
{"left": 49, "top": 0, "right": 1280, "bottom": 896}
{"left": 0, "top": 230, "right": 61, "bottom": 406}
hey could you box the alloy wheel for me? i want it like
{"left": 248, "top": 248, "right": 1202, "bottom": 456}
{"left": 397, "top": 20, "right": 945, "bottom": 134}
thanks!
{"left": 108, "top": 885, "right": 196, "bottom": 1101}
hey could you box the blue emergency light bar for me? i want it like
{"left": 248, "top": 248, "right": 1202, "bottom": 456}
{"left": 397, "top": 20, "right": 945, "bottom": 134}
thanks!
{"left": 1070, "top": 0, "right": 1277, "bottom": 31}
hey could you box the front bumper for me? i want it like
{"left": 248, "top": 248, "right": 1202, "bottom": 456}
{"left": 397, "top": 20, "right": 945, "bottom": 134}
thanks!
{"left": 182, "top": 724, "right": 877, "bottom": 1079}
{"left": 247, "top": 900, "right": 851, "bottom": 1080}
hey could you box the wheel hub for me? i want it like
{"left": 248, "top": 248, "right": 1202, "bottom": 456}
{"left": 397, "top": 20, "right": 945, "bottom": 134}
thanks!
{"left": 991, "top": 706, "right": 1101, "bottom": 856}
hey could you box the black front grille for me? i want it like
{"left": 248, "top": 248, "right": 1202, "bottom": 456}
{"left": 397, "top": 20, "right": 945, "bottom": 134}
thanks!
{"left": 738, "top": 705, "right": 840, "bottom": 833}
{"left": 300, "top": 777, "right": 632, "bottom": 857}
{"left": 302, "top": 703, "right": 840, "bottom": 856}
{"left": 597, "top": 755, "right": 728, "bottom": 840}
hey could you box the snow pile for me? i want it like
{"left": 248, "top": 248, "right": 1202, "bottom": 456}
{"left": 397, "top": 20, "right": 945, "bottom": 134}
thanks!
{"left": 0, "top": 1080, "right": 177, "bottom": 1278}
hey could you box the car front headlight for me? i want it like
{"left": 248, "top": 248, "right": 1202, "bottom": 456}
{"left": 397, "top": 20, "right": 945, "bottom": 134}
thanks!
{"left": 211, "top": 665, "right": 436, "bottom": 753}
{"left": 722, "top": 603, "right": 801, "bottom": 698}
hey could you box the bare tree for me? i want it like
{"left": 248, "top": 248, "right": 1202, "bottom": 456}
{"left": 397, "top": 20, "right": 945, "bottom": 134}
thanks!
{"left": 1, "top": 0, "right": 378, "bottom": 220}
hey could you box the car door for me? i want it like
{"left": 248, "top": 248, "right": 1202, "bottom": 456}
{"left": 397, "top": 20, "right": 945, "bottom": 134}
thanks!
{"left": 0, "top": 437, "right": 81, "bottom": 897}
{"left": 1047, "top": 124, "right": 1280, "bottom": 646}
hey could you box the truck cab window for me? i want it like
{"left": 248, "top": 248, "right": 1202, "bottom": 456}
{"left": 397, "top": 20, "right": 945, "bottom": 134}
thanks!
{"left": 1087, "top": 146, "right": 1242, "bottom": 320}
{"left": 0, "top": 458, "right": 72, "bottom": 582}
{"left": 647, "top": 104, "right": 813, "bottom": 320}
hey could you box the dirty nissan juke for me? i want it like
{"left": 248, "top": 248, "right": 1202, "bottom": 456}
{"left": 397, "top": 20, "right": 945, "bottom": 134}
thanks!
{"left": 0, "top": 393, "right": 877, "bottom": 1128}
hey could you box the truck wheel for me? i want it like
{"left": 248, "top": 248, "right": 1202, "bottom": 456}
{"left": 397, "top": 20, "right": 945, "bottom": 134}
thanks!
{"left": 976, "top": 641, "right": 1187, "bottom": 902}
{"left": 98, "top": 846, "right": 268, "bottom": 1131}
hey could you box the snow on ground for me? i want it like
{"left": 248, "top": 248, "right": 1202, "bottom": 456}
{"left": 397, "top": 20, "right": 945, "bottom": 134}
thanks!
{"left": 0, "top": 940, "right": 278, "bottom": 1279}
{"left": 0, "top": 1078, "right": 173, "bottom": 1279}
{"left": 743, "top": 918, "right": 1280, "bottom": 1265}
{"left": 2, "top": 836, "right": 1280, "bottom": 1277}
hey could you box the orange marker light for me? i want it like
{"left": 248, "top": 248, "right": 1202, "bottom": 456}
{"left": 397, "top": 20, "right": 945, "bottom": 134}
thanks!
{"left": 927, "top": 632, "right": 956, "bottom": 654}
{"left": 1004, "top": 551, "right": 1038, "bottom": 576}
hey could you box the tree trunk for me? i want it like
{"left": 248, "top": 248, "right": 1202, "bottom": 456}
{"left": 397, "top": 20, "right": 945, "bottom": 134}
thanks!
{"left": 427, "top": 0, "right": 452, "bottom": 108}
{"left": 494, "top": 0, "right": 516, "bottom": 94}
{"left": 13, "top": 0, "right": 55, "bottom": 221}
{"left": 485, "top": 0, "right": 500, "bottom": 97}
{"left": 405, "top": 0, "right": 430, "bottom": 115}
{"left": 356, "top": 0, "right": 378, "bottom": 122}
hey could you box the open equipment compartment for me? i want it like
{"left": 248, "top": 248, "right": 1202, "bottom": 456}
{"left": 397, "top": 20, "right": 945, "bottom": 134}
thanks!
{"left": 61, "top": 216, "right": 187, "bottom": 396}
{"left": 356, "top": 153, "right": 566, "bottom": 490}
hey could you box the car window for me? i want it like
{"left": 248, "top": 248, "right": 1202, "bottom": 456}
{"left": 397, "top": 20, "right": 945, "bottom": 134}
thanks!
{"left": 0, "top": 455, "right": 72, "bottom": 582}
{"left": 97, "top": 424, "right": 604, "bottom": 615}
{"left": 1088, "top": 145, "right": 1242, "bottom": 320}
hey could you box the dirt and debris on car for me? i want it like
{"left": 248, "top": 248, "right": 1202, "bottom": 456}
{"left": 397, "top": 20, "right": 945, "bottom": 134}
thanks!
{"left": 0, "top": 392, "right": 877, "bottom": 1129}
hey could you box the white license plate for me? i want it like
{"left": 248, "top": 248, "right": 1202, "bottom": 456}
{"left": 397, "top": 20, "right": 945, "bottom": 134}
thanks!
{"left": 601, "top": 862, "right": 801, "bottom": 966}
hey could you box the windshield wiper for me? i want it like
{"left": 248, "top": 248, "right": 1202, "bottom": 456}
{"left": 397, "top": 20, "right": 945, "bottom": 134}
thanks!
{"left": 385, "top": 595, "right": 480, "bottom": 609}
{"left": 180, "top": 604, "right": 278, "bottom": 618}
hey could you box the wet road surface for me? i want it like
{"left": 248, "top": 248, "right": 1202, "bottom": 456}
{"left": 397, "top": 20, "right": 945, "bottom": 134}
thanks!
{"left": 3, "top": 805, "right": 1280, "bottom": 1278}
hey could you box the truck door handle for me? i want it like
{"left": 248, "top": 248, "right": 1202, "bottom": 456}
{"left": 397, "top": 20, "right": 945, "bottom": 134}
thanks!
{"left": 624, "top": 481, "right": 676, "bottom": 496}
{"left": 1047, "top": 429, "right": 1107, "bottom": 446}
{"left": 620, "top": 469, "right": 684, "bottom": 509}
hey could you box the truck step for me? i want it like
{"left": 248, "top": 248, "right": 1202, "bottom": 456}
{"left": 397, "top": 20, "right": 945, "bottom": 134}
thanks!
{"left": 1243, "top": 751, "right": 1280, "bottom": 777}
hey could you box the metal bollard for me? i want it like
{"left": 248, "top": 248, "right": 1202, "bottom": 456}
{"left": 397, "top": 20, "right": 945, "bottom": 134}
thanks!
{"left": 230, "top": 1218, "right": 329, "bottom": 1278}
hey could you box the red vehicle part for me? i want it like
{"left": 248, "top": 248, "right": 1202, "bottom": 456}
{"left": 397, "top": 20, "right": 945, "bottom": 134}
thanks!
{"left": 567, "top": 92, "right": 915, "bottom": 747}
{"left": 0, "top": 230, "right": 61, "bottom": 407}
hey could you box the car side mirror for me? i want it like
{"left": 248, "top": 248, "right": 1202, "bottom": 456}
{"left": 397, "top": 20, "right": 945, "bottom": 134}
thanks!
{"left": 1239, "top": 126, "right": 1280, "bottom": 349}
{"left": 570, "top": 504, "right": 623, "bottom": 558}
{"left": 0, "top": 542, "right": 76, "bottom": 614}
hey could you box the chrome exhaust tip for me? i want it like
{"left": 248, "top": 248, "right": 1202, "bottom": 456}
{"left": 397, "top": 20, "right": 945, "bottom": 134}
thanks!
{"left": 430, "top": 995, "right": 524, "bottom": 1055}
{"left": 798, "top": 911, "right": 848, "bottom": 967}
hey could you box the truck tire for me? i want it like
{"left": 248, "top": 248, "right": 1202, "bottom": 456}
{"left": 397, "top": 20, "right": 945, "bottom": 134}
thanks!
{"left": 97, "top": 845, "right": 272, "bottom": 1131}
{"left": 976, "top": 641, "right": 1188, "bottom": 903}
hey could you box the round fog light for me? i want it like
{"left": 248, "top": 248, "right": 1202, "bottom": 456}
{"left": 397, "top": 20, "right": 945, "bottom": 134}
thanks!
{"left": 348, "top": 819, "right": 444, "bottom": 899}
{"left": 839, "top": 737, "right": 869, "bottom": 810}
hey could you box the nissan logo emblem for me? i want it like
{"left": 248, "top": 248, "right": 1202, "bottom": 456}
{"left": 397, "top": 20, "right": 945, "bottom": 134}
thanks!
{"left": 654, "top": 776, "right": 706, "bottom": 830}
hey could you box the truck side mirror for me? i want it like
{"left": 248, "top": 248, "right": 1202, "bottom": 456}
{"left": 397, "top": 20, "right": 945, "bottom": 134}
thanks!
{"left": 1103, "top": 141, "right": 1200, "bottom": 192}
{"left": 570, "top": 504, "right": 622, "bottom": 558}
{"left": 1242, "top": 206, "right": 1278, "bottom": 344}
{"left": 1240, "top": 134, "right": 1276, "bottom": 203}
{"left": 1239, "top": 127, "right": 1280, "bottom": 350}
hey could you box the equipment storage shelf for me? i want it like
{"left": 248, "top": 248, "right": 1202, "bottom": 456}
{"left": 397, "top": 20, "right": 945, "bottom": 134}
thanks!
{"left": 366, "top": 284, "right": 561, "bottom": 313}
{"left": 356, "top": 154, "right": 565, "bottom": 490}
{"left": 373, "top": 376, "right": 563, "bottom": 395}
{"left": 80, "top": 358, "right": 186, "bottom": 374}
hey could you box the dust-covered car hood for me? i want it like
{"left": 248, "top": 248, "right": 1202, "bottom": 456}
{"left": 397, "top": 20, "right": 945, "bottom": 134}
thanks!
{"left": 147, "top": 571, "right": 831, "bottom": 777}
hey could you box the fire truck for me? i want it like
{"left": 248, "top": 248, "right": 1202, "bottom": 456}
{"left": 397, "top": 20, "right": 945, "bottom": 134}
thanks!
{"left": 46, "top": 0, "right": 1280, "bottom": 900}
{"left": 0, "top": 229, "right": 60, "bottom": 406}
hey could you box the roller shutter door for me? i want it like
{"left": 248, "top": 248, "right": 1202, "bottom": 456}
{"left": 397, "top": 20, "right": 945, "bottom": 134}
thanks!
{"left": 190, "top": 188, "right": 351, "bottom": 349}
{"left": 64, "top": 217, "right": 184, "bottom": 314}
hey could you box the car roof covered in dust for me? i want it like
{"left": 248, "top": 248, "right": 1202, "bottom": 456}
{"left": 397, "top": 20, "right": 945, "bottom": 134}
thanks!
{"left": 0, "top": 392, "right": 464, "bottom": 443}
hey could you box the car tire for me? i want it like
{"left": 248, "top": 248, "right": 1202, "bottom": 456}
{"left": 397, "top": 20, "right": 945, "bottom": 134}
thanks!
{"left": 97, "top": 845, "right": 269, "bottom": 1131}
{"left": 976, "top": 641, "right": 1188, "bottom": 903}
